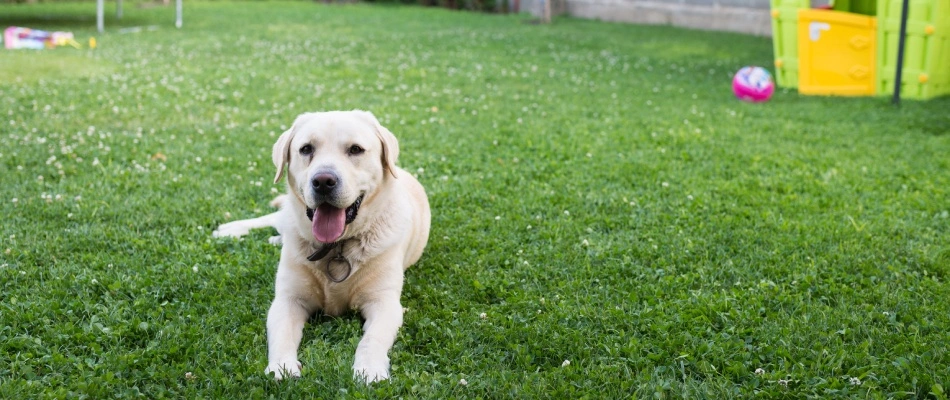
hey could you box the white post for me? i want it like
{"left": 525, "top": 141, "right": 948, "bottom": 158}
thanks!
{"left": 97, "top": 0, "right": 104, "bottom": 32}
{"left": 176, "top": 0, "right": 183, "bottom": 28}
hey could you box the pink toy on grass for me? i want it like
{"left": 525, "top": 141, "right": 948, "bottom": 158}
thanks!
{"left": 732, "top": 66, "right": 775, "bottom": 102}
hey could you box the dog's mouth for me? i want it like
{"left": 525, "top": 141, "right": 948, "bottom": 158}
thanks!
{"left": 306, "top": 195, "right": 364, "bottom": 244}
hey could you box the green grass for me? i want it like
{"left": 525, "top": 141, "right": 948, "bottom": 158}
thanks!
{"left": 0, "top": 52, "right": 115, "bottom": 84}
{"left": 2, "top": 1, "right": 949, "bottom": 398}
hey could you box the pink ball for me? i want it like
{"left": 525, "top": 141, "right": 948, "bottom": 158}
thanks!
{"left": 732, "top": 66, "right": 774, "bottom": 102}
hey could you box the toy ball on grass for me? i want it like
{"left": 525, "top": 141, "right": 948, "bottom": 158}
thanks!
{"left": 732, "top": 66, "right": 774, "bottom": 102}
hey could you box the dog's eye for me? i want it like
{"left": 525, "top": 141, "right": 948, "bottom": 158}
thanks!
{"left": 348, "top": 145, "right": 365, "bottom": 155}
{"left": 299, "top": 144, "right": 314, "bottom": 156}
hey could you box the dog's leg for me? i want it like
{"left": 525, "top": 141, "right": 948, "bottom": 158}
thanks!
{"left": 352, "top": 291, "right": 404, "bottom": 383}
{"left": 212, "top": 211, "right": 281, "bottom": 239}
{"left": 264, "top": 296, "right": 312, "bottom": 380}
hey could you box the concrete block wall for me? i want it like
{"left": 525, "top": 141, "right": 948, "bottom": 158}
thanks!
{"left": 520, "top": 0, "right": 829, "bottom": 37}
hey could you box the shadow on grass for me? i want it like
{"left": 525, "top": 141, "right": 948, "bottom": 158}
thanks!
{"left": 0, "top": 4, "right": 156, "bottom": 31}
{"left": 902, "top": 96, "right": 950, "bottom": 136}
{"left": 0, "top": 14, "right": 96, "bottom": 28}
{"left": 0, "top": 15, "right": 153, "bottom": 30}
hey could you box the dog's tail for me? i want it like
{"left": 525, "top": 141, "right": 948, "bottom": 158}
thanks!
{"left": 269, "top": 195, "right": 288, "bottom": 209}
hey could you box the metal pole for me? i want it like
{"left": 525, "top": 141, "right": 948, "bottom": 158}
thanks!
{"left": 892, "top": 0, "right": 910, "bottom": 105}
{"left": 176, "top": 0, "right": 183, "bottom": 28}
{"left": 97, "top": 0, "right": 104, "bottom": 32}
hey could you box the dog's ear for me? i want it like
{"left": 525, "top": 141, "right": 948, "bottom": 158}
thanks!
{"left": 272, "top": 114, "right": 310, "bottom": 183}
{"left": 355, "top": 110, "right": 399, "bottom": 179}
{"left": 271, "top": 127, "right": 294, "bottom": 184}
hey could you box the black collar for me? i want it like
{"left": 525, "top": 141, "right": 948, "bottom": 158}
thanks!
{"left": 307, "top": 242, "right": 336, "bottom": 262}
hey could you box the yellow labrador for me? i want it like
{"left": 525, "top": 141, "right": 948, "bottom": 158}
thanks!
{"left": 214, "top": 110, "right": 430, "bottom": 382}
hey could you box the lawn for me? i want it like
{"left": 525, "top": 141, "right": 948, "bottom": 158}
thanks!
{"left": 1, "top": 1, "right": 949, "bottom": 398}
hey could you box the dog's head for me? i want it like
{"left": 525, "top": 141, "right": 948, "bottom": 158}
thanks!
{"left": 272, "top": 110, "right": 399, "bottom": 244}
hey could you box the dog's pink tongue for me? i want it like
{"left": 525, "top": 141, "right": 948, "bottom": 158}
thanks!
{"left": 313, "top": 204, "right": 345, "bottom": 243}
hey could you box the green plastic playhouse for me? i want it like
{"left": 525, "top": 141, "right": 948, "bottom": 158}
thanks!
{"left": 770, "top": 0, "right": 950, "bottom": 99}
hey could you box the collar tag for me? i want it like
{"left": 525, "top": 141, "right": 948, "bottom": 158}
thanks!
{"left": 307, "top": 241, "right": 352, "bottom": 283}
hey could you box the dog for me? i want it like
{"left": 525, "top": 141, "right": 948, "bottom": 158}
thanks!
{"left": 213, "top": 110, "right": 431, "bottom": 383}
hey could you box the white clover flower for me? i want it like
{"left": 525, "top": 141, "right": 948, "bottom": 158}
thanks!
{"left": 754, "top": 368, "right": 765, "bottom": 375}
{"left": 458, "top": 378, "right": 468, "bottom": 386}
{"left": 561, "top": 360, "right": 570, "bottom": 367}
{"left": 479, "top": 312, "right": 487, "bottom": 319}
{"left": 849, "top": 377, "right": 861, "bottom": 386}
{"left": 581, "top": 239, "right": 589, "bottom": 247}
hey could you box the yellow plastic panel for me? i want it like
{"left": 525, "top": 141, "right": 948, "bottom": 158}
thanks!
{"left": 798, "top": 10, "right": 878, "bottom": 96}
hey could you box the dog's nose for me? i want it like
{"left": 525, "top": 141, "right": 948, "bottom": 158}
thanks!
{"left": 311, "top": 173, "right": 338, "bottom": 195}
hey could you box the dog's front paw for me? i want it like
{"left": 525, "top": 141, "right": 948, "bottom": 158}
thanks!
{"left": 212, "top": 221, "right": 251, "bottom": 239}
{"left": 353, "top": 357, "right": 390, "bottom": 383}
{"left": 265, "top": 360, "right": 302, "bottom": 380}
